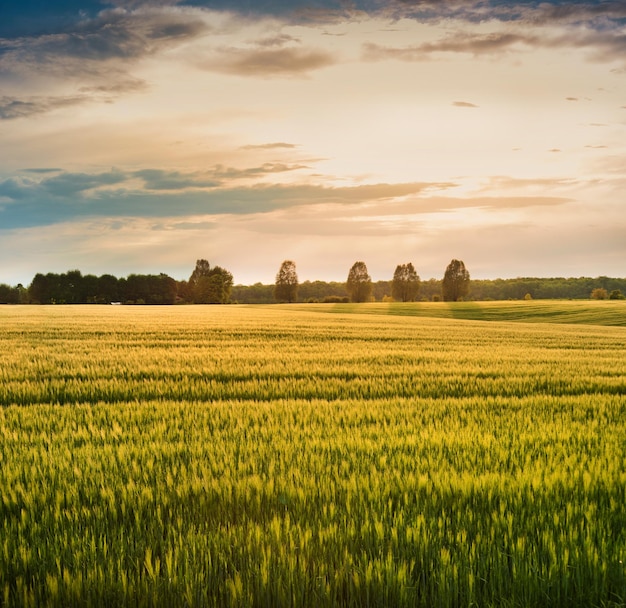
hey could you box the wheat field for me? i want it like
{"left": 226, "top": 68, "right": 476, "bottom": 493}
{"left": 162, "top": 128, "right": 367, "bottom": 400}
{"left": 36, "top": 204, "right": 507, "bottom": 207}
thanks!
{"left": 1, "top": 303, "right": 625, "bottom": 606}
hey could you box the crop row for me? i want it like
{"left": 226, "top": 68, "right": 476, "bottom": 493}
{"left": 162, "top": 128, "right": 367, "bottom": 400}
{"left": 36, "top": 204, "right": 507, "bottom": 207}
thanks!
{"left": 1, "top": 396, "right": 626, "bottom": 606}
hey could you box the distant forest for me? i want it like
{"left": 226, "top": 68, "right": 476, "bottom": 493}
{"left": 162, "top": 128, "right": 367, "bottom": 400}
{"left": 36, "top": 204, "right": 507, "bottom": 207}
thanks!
{"left": 1, "top": 268, "right": 625, "bottom": 304}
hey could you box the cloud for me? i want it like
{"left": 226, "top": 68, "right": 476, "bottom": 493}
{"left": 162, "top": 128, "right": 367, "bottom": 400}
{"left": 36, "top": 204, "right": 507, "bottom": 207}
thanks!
{"left": 240, "top": 142, "right": 298, "bottom": 150}
{"left": 134, "top": 169, "right": 221, "bottom": 190}
{"left": 362, "top": 22, "right": 626, "bottom": 68}
{"left": 362, "top": 32, "right": 539, "bottom": 62}
{"left": 40, "top": 170, "right": 128, "bottom": 196}
{"left": 134, "top": 163, "right": 309, "bottom": 189}
{"left": 78, "top": 77, "right": 148, "bottom": 95}
{"left": 0, "top": 172, "right": 456, "bottom": 229}
{"left": 453, "top": 101, "right": 478, "bottom": 108}
{"left": 480, "top": 176, "right": 579, "bottom": 191}
{"left": 214, "top": 163, "right": 310, "bottom": 179}
{"left": 252, "top": 34, "right": 301, "bottom": 48}
{"left": 0, "top": 5, "right": 210, "bottom": 113}
{"left": 3, "top": 6, "right": 209, "bottom": 64}
{"left": 0, "top": 76, "right": 149, "bottom": 119}
{"left": 199, "top": 46, "right": 337, "bottom": 77}
{"left": 0, "top": 94, "right": 88, "bottom": 120}
{"left": 386, "top": 0, "right": 626, "bottom": 26}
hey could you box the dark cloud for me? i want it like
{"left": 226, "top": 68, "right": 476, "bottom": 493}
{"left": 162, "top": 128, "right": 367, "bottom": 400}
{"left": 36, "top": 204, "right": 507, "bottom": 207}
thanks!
{"left": 134, "top": 169, "right": 221, "bottom": 190}
{"left": 0, "top": 177, "right": 38, "bottom": 201}
{"left": 0, "top": 172, "right": 456, "bottom": 229}
{"left": 386, "top": 0, "right": 626, "bottom": 26}
{"left": 23, "top": 168, "right": 63, "bottom": 174}
{"left": 0, "top": 5, "right": 209, "bottom": 118}
{"left": 40, "top": 170, "right": 128, "bottom": 196}
{"left": 0, "top": 6, "right": 210, "bottom": 82}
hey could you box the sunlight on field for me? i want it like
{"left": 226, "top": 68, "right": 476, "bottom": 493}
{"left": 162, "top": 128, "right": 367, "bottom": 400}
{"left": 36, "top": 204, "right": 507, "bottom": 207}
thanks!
{"left": 0, "top": 304, "right": 625, "bottom": 606}
{"left": 287, "top": 300, "right": 626, "bottom": 326}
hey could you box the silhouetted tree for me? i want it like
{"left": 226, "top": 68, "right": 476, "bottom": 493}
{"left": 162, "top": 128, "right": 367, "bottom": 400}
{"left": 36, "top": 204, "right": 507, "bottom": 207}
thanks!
{"left": 0, "top": 284, "right": 20, "bottom": 304}
{"left": 391, "top": 263, "right": 420, "bottom": 302}
{"left": 97, "top": 274, "right": 121, "bottom": 303}
{"left": 28, "top": 273, "right": 50, "bottom": 303}
{"left": 124, "top": 273, "right": 176, "bottom": 304}
{"left": 442, "top": 259, "right": 470, "bottom": 302}
{"left": 346, "top": 261, "right": 372, "bottom": 303}
{"left": 189, "top": 259, "right": 211, "bottom": 294}
{"left": 274, "top": 260, "right": 299, "bottom": 303}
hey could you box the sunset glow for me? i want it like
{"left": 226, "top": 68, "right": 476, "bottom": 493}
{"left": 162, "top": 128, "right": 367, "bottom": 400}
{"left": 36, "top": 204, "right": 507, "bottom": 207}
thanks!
{"left": 1, "top": 0, "right": 625, "bottom": 284}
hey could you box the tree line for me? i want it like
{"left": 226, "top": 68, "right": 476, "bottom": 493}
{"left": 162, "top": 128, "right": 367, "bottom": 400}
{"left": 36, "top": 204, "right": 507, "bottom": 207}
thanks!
{"left": 0, "top": 258, "right": 624, "bottom": 304}
{"left": 0, "top": 261, "right": 234, "bottom": 305}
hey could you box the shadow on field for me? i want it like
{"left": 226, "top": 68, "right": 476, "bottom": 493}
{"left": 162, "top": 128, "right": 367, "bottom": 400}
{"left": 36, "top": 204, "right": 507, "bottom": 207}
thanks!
{"left": 446, "top": 302, "right": 487, "bottom": 321}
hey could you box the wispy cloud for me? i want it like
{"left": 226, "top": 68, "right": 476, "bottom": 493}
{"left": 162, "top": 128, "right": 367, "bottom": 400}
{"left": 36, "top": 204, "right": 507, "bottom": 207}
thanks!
{"left": 198, "top": 46, "right": 337, "bottom": 77}
{"left": 133, "top": 163, "right": 308, "bottom": 189}
{"left": 453, "top": 101, "right": 478, "bottom": 108}
{"left": 362, "top": 24, "right": 626, "bottom": 67}
{"left": 362, "top": 33, "right": 539, "bottom": 62}
{"left": 0, "top": 94, "right": 88, "bottom": 120}
{"left": 240, "top": 142, "right": 298, "bottom": 150}
{"left": 0, "top": 77, "right": 149, "bottom": 119}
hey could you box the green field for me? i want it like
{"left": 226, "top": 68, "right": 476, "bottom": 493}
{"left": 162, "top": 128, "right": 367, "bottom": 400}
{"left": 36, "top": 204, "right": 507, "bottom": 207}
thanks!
{"left": 1, "top": 303, "right": 625, "bottom": 606}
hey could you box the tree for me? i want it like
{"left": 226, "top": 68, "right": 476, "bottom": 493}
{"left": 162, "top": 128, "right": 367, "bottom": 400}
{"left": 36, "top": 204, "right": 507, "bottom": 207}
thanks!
{"left": 591, "top": 288, "right": 608, "bottom": 300}
{"left": 346, "top": 261, "right": 372, "bottom": 303}
{"left": 188, "top": 260, "right": 233, "bottom": 304}
{"left": 189, "top": 259, "right": 212, "bottom": 290}
{"left": 123, "top": 273, "right": 177, "bottom": 304}
{"left": 391, "top": 263, "right": 420, "bottom": 302}
{"left": 195, "top": 267, "right": 233, "bottom": 304}
{"left": 442, "top": 259, "right": 470, "bottom": 302}
{"left": 274, "top": 260, "right": 299, "bottom": 303}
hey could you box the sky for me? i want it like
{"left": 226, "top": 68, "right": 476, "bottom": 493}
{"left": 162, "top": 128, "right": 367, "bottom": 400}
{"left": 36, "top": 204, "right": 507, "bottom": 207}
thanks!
{"left": 0, "top": 0, "right": 625, "bottom": 286}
